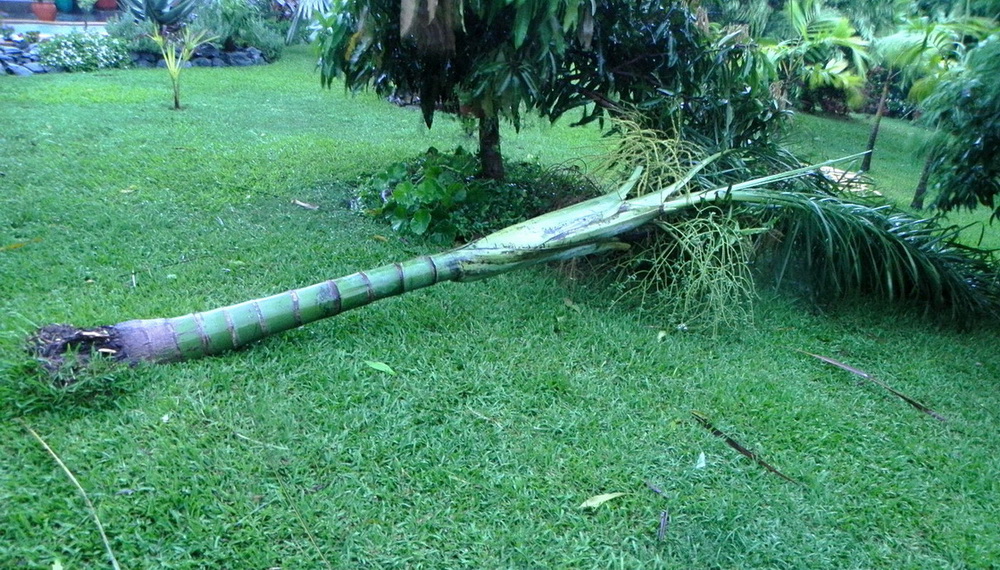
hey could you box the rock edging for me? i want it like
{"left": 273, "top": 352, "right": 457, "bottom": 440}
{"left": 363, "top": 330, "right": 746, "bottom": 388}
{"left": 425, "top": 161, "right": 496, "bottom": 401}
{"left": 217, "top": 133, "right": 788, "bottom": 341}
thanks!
{"left": 0, "top": 41, "right": 56, "bottom": 75}
{"left": 2, "top": 39, "right": 269, "bottom": 76}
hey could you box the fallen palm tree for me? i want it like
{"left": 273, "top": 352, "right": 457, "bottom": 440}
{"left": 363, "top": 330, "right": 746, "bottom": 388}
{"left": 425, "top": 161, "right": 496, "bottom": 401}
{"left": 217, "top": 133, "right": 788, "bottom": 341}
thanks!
{"left": 30, "top": 153, "right": 1000, "bottom": 374}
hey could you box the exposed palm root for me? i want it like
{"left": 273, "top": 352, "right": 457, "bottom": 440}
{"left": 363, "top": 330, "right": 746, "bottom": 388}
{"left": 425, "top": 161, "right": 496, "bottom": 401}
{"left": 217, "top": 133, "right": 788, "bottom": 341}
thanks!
{"left": 29, "top": 324, "right": 123, "bottom": 379}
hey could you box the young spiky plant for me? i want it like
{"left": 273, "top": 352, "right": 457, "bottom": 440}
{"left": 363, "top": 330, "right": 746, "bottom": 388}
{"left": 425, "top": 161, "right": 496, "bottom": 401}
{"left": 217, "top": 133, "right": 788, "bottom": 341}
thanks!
{"left": 151, "top": 27, "right": 216, "bottom": 110}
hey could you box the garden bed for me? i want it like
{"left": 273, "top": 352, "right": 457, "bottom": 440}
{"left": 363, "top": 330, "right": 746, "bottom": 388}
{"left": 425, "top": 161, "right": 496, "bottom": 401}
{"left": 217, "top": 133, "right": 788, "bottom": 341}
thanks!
{"left": 1, "top": 35, "right": 269, "bottom": 75}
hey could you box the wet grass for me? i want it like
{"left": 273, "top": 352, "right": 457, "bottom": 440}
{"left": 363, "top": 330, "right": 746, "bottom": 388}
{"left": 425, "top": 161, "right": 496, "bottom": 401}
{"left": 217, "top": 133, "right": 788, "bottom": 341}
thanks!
{"left": 1, "top": 47, "right": 999, "bottom": 568}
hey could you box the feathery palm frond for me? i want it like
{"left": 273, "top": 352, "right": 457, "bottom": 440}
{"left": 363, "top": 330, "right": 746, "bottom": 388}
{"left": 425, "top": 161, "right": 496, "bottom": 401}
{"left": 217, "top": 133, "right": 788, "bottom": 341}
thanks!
{"left": 593, "top": 117, "right": 997, "bottom": 322}
{"left": 286, "top": 0, "right": 335, "bottom": 42}
{"left": 728, "top": 189, "right": 999, "bottom": 318}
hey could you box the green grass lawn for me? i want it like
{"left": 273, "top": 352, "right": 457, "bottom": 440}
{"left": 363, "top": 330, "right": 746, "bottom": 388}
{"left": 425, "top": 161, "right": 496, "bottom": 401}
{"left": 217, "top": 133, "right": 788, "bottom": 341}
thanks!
{"left": 1, "top": 47, "right": 999, "bottom": 568}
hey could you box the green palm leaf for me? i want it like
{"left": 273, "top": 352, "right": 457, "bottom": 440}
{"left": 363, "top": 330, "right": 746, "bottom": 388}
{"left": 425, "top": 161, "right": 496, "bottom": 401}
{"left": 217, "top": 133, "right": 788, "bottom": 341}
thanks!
{"left": 735, "top": 190, "right": 998, "bottom": 317}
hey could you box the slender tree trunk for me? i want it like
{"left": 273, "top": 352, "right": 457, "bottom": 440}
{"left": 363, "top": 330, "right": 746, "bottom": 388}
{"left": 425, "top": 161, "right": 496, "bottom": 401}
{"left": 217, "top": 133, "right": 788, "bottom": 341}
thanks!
{"left": 911, "top": 155, "right": 934, "bottom": 210}
{"left": 861, "top": 77, "right": 892, "bottom": 173}
{"left": 478, "top": 113, "right": 505, "bottom": 180}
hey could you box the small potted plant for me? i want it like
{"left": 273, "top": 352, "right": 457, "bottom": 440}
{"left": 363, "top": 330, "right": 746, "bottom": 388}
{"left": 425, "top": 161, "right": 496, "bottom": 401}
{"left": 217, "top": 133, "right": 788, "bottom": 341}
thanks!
{"left": 53, "top": 0, "right": 74, "bottom": 15}
{"left": 78, "top": 0, "right": 97, "bottom": 28}
{"left": 31, "top": 0, "right": 58, "bottom": 22}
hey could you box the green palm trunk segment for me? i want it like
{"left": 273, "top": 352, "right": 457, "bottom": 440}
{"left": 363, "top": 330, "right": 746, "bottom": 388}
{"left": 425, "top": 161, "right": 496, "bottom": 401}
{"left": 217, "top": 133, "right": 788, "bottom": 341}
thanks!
{"left": 116, "top": 255, "right": 451, "bottom": 363}
{"left": 116, "top": 239, "right": 623, "bottom": 364}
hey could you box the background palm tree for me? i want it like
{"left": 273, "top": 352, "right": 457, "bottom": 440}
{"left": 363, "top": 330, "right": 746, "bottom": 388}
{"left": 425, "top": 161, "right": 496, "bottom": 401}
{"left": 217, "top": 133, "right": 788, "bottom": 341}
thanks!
{"left": 763, "top": 0, "right": 871, "bottom": 114}
{"left": 861, "top": 16, "right": 990, "bottom": 172}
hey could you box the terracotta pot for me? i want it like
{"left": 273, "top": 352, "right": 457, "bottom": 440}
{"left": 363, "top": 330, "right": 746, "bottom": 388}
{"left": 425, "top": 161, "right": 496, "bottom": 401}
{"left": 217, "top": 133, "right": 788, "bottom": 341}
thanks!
{"left": 95, "top": 0, "right": 117, "bottom": 10}
{"left": 31, "top": 1, "right": 58, "bottom": 21}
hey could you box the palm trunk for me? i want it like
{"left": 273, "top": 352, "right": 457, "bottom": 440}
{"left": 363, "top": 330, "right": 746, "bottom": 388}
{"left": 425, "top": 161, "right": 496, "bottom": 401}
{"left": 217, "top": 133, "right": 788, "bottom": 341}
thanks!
{"left": 33, "top": 239, "right": 624, "bottom": 370}
{"left": 32, "top": 154, "right": 877, "bottom": 371}
{"left": 860, "top": 77, "right": 892, "bottom": 173}
{"left": 911, "top": 155, "right": 933, "bottom": 210}
{"left": 478, "top": 113, "right": 504, "bottom": 180}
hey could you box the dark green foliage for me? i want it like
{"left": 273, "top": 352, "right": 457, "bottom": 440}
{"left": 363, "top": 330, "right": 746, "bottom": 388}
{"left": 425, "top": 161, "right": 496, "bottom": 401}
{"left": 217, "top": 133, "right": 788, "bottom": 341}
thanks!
{"left": 105, "top": 14, "right": 160, "bottom": 54}
{"left": 826, "top": 0, "right": 898, "bottom": 38}
{"left": 704, "top": 0, "right": 776, "bottom": 37}
{"left": 110, "top": 0, "right": 285, "bottom": 60}
{"left": 798, "top": 84, "right": 852, "bottom": 114}
{"left": 313, "top": 0, "right": 788, "bottom": 179}
{"left": 193, "top": 0, "right": 285, "bottom": 60}
{"left": 912, "top": 0, "right": 1000, "bottom": 19}
{"left": 314, "top": 0, "right": 588, "bottom": 129}
{"left": 356, "top": 147, "right": 599, "bottom": 243}
{"left": 545, "top": 2, "right": 787, "bottom": 152}
{"left": 123, "top": 0, "right": 200, "bottom": 28}
{"left": 707, "top": 0, "right": 898, "bottom": 40}
{"left": 861, "top": 66, "right": 916, "bottom": 118}
{"left": 920, "top": 34, "right": 1000, "bottom": 218}
{"left": 358, "top": 147, "right": 478, "bottom": 244}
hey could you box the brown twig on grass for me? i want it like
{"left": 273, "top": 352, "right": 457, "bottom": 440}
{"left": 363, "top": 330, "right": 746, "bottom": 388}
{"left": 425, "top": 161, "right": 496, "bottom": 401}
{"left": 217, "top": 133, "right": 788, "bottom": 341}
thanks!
{"left": 691, "top": 411, "right": 801, "bottom": 485}
{"left": 798, "top": 350, "right": 947, "bottom": 422}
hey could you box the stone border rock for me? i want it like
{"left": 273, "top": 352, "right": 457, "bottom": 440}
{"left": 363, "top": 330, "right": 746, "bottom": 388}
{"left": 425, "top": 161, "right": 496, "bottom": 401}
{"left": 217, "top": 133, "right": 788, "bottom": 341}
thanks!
{"left": 2, "top": 38, "right": 269, "bottom": 76}
{"left": 132, "top": 43, "right": 268, "bottom": 69}
{"left": 1, "top": 40, "right": 56, "bottom": 75}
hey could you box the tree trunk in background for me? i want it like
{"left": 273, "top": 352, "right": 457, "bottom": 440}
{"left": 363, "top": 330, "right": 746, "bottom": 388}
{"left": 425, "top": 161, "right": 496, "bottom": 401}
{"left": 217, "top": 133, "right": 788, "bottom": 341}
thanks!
{"left": 479, "top": 114, "right": 505, "bottom": 180}
{"left": 911, "top": 155, "right": 934, "bottom": 210}
{"left": 861, "top": 78, "right": 893, "bottom": 173}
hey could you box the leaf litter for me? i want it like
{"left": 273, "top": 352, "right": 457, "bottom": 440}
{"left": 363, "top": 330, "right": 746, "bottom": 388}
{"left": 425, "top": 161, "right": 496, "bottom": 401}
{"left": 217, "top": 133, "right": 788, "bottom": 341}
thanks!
{"left": 691, "top": 411, "right": 801, "bottom": 485}
{"left": 798, "top": 350, "right": 947, "bottom": 422}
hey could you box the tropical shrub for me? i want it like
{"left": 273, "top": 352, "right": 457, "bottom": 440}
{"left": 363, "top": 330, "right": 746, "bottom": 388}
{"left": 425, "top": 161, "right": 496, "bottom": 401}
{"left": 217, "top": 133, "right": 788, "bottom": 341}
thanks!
{"left": 921, "top": 33, "right": 1000, "bottom": 217}
{"left": 314, "top": 0, "right": 603, "bottom": 179}
{"left": 105, "top": 14, "right": 160, "bottom": 54}
{"left": 861, "top": 66, "right": 917, "bottom": 118}
{"left": 545, "top": 2, "right": 788, "bottom": 154}
{"left": 192, "top": 0, "right": 284, "bottom": 60}
{"left": 37, "top": 32, "right": 130, "bottom": 72}
{"left": 356, "top": 147, "right": 599, "bottom": 244}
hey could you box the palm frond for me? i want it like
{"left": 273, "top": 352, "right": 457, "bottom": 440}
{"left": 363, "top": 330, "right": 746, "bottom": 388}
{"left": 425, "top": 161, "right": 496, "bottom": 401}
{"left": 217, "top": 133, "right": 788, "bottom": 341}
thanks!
{"left": 287, "top": 0, "right": 336, "bottom": 42}
{"left": 732, "top": 190, "right": 1000, "bottom": 319}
